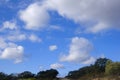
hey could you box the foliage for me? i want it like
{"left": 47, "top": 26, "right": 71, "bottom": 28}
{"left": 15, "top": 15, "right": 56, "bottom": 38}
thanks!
{"left": 0, "top": 72, "right": 7, "bottom": 80}
{"left": 0, "top": 58, "right": 120, "bottom": 80}
{"left": 105, "top": 60, "right": 120, "bottom": 76}
{"left": 36, "top": 69, "right": 59, "bottom": 79}
{"left": 94, "top": 58, "right": 109, "bottom": 73}
{"left": 66, "top": 58, "right": 110, "bottom": 79}
{"left": 6, "top": 73, "right": 18, "bottom": 80}
{"left": 18, "top": 71, "right": 35, "bottom": 79}
{"left": 66, "top": 58, "right": 120, "bottom": 80}
{"left": 18, "top": 78, "right": 36, "bottom": 80}
{"left": 0, "top": 69, "right": 59, "bottom": 80}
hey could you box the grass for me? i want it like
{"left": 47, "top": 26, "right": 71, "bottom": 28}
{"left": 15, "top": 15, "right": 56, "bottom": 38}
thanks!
{"left": 18, "top": 78, "right": 36, "bottom": 80}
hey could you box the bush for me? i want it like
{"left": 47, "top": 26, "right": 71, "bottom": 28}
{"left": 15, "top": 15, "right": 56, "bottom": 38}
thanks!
{"left": 105, "top": 60, "right": 120, "bottom": 76}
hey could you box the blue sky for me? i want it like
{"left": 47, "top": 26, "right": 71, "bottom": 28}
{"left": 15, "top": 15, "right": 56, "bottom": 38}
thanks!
{"left": 0, "top": 0, "right": 120, "bottom": 77}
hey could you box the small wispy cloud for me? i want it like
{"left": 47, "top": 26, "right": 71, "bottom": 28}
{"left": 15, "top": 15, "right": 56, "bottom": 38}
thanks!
{"left": 49, "top": 45, "right": 58, "bottom": 51}
{"left": 28, "top": 34, "right": 42, "bottom": 42}
{"left": 3, "top": 21, "right": 17, "bottom": 30}
{"left": 50, "top": 63, "right": 64, "bottom": 69}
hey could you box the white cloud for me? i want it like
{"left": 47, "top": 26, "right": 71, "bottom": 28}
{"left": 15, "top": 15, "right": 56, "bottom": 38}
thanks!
{"left": 29, "top": 34, "right": 42, "bottom": 42}
{"left": 50, "top": 63, "right": 64, "bottom": 69}
{"left": 48, "top": 25, "right": 63, "bottom": 31}
{"left": 83, "top": 57, "right": 96, "bottom": 64}
{"left": 49, "top": 45, "right": 57, "bottom": 51}
{"left": 19, "top": 2, "right": 49, "bottom": 30}
{"left": 2, "top": 30, "right": 41, "bottom": 42}
{"left": 19, "top": 0, "right": 120, "bottom": 33}
{"left": 0, "top": 38, "right": 25, "bottom": 63}
{"left": 0, "top": 38, "right": 8, "bottom": 49}
{"left": 3, "top": 21, "right": 17, "bottom": 30}
{"left": 86, "top": 22, "right": 109, "bottom": 33}
{"left": 60, "top": 37, "right": 95, "bottom": 64}
{"left": 7, "top": 33, "right": 26, "bottom": 41}
{"left": 45, "top": 0, "right": 120, "bottom": 33}
{"left": 0, "top": 42, "right": 25, "bottom": 63}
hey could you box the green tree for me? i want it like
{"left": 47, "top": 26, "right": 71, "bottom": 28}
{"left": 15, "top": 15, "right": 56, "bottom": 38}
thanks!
{"left": 94, "top": 58, "right": 109, "bottom": 73}
{"left": 6, "top": 73, "right": 18, "bottom": 80}
{"left": 37, "top": 69, "right": 58, "bottom": 80}
{"left": 0, "top": 72, "right": 7, "bottom": 80}
{"left": 18, "top": 71, "right": 35, "bottom": 79}
{"left": 67, "top": 70, "right": 80, "bottom": 79}
{"left": 105, "top": 61, "right": 120, "bottom": 76}
{"left": 66, "top": 58, "right": 110, "bottom": 79}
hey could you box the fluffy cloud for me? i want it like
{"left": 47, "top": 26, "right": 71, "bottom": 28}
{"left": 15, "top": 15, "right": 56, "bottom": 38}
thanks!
{"left": 2, "top": 30, "right": 41, "bottom": 42}
{"left": 29, "top": 34, "right": 42, "bottom": 42}
{"left": 0, "top": 42, "right": 25, "bottom": 63}
{"left": 50, "top": 63, "right": 64, "bottom": 69}
{"left": 49, "top": 45, "right": 57, "bottom": 51}
{"left": 7, "top": 33, "right": 26, "bottom": 41}
{"left": 19, "top": 2, "right": 49, "bottom": 30}
{"left": 0, "top": 38, "right": 7, "bottom": 49}
{"left": 2, "top": 21, "right": 17, "bottom": 30}
{"left": 60, "top": 37, "right": 95, "bottom": 64}
{"left": 17, "top": 0, "right": 120, "bottom": 32}
{"left": 45, "top": 0, "right": 120, "bottom": 33}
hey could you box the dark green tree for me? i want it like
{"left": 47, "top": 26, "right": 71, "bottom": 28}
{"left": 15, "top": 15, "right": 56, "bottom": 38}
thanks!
{"left": 18, "top": 71, "right": 35, "bottom": 79}
{"left": 37, "top": 69, "right": 59, "bottom": 79}
{"left": 0, "top": 72, "right": 7, "bottom": 80}
{"left": 6, "top": 73, "right": 18, "bottom": 80}
{"left": 67, "top": 70, "right": 80, "bottom": 79}
{"left": 66, "top": 58, "right": 111, "bottom": 79}
{"left": 94, "top": 58, "right": 110, "bottom": 73}
{"left": 106, "top": 61, "right": 120, "bottom": 76}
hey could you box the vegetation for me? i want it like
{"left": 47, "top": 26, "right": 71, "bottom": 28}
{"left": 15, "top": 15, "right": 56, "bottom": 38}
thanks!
{"left": 66, "top": 58, "right": 120, "bottom": 80}
{"left": 105, "top": 60, "right": 120, "bottom": 76}
{"left": 18, "top": 71, "right": 35, "bottom": 79}
{"left": 0, "top": 58, "right": 120, "bottom": 80}
{"left": 36, "top": 69, "right": 59, "bottom": 80}
{"left": 0, "top": 69, "right": 58, "bottom": 80}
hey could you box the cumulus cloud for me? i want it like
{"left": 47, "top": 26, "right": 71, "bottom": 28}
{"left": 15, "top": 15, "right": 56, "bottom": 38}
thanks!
{"left": 45, "top": 0, "right": 120, "bottom": 33}
{"left": 83, "top": 57, "right": 96, "bottom": 64}
{"left": 0, "top": 42, "right": 25, "bottom": 63}
{"left": 19, "top": 2, "right": 49, "bottom": 30}
{"left": 29, "top": 34, "right": 42, "bottom": 42}
{"left": 7, "top": 33, "right": 26, "bottom": 41}
{"left": 50, "top": 63, "right": 64, "bottom": 69}
{"left": 2, "top": 30, "right": 41, "bottom": 42}
{"left": 60, "top": 37, "right": 95, "bottom": 64}
{"left": 0, "top": 38, "right": 7, "bottom": 49}
{"left": 2, "top": 21, "right": 17, "bottom": 30}
{"left": 49, "top": 45, "right": 57, "bottom": 51}
{"left": 17, "top": 0, "right": 120, "bottom": 33}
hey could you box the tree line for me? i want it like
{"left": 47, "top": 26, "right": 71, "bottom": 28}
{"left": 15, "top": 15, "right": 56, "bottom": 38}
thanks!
{"left": 0, "top": 69, "right": 58, "bottom": 80}
{"left": 0, "top": 58, "right": 120, "bottom": 80}
{"left": 66, "top": 58, "right": 120, "bottom": 80}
